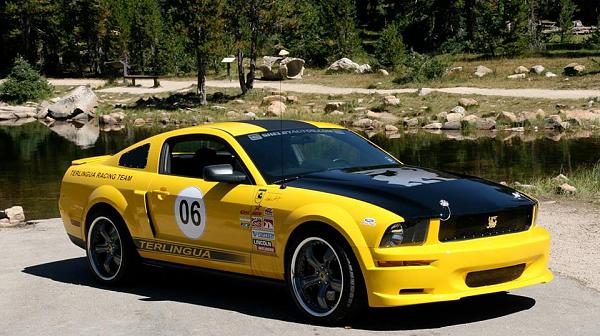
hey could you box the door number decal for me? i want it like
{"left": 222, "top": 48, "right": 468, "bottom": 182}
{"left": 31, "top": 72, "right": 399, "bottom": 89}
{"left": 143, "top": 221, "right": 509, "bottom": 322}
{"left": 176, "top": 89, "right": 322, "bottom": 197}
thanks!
{"left": 174, "top": 187, "right": 207, "bottom": 239}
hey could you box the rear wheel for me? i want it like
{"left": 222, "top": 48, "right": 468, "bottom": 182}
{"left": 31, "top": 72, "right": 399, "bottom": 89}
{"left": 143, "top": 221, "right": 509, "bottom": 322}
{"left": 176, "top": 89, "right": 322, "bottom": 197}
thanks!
{"left": 86, "top": 212, "right": 136, "bottom": 284}
{"left": 286, "top": 232, "right": 363, "bottom": 324}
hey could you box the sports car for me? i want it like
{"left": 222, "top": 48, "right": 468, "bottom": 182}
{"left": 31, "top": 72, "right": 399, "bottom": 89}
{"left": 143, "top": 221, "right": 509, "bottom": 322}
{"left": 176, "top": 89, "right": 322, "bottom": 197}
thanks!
{"left": 59, "top": 120, "right": 552, "bottom": 323}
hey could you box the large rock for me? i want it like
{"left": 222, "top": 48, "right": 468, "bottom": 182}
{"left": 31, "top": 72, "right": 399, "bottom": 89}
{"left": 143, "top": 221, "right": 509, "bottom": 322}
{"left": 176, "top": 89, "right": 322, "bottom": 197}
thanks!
{"left": 403, "top": 117, "right": 419, "bottom": 128}
{"left": 565, "top": 109, "right": 600, "bottom": 123}
{"left": 462, "top": 114, "right": 480, "bottom": 125}
{"left": 352, "top": 118, "right": 374, "bottom": 128}
{"left": 458, "top": 98, "right": 478, "bottom": 108}
{"left": 545, "top": 115, "right": 563, "bottom": 129}
{"left": 474, "top": 65, "right": 493, "bottom": 78}
{"left": 262, "top": 95, "right": 287, "bottom": 104}
{"left": 564, "top": 63, "right": 585, "bottom": 76}
{"left": 366, "top": 111, "right": 400, "bottom": 124}
{"left": 475, "top": 118, "right": 496, "bottom": 130}
{"left": 383, "top": 95, "right": 400, "bottom": 106}
{"left": 48, "top": 86, "right": 98, "bottom": 119}
{"left": 422, "top": 122, "right": 443, "bottom": 130}
{"left": 451, "top": 106, "right": 467, "bottom": 115}
{"left": 327, "top": 58, "right": 372, "bottom": 74}
{"left": 531, "top": 65, "right": 545, "bottom": 74}
{"left": 497, "top": 111, "right": 520, "bottom": 124}
{"left": 265, "top": 101, "right": 287, "bottom": 117}
{"left": 445, "top": 112, "right": 464, "bottom": 123}
{"left": 514, "top": 66, "right": 530, "bottom": 74}
{"left": 324, "top": 102, "right": 344, "bottom": 113}
{"left": 546, "top": 72, "right": 558, "bottom": 78}
{"left": 5, "top": 206, "right": 25, "bottom": 223}
{"left": 259, "top": 56, "right": 306, "bottom": 80}
{"left": 0, "top": 105, "right": 36, "bottom": 120}
{"left": 507, "top": 73, "right": 526, "bottom": 79}
{"left": 442, "top": 121, "right": 462, "bottom": 130}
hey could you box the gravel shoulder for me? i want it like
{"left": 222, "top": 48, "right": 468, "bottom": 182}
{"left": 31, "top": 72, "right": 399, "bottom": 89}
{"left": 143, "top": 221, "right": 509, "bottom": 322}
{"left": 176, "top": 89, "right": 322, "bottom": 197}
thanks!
{"left": 1, "top": 212, "right": 599, "bottom": 335}
{"left": 48, "top": 78, "right": 600, "bottom": 99}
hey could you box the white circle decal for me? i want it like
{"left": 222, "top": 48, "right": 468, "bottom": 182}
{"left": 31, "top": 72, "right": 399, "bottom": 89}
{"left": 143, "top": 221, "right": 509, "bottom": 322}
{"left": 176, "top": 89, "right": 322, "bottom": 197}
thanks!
{"left": 174, "top": 187, "right": 207, "bottom": 239}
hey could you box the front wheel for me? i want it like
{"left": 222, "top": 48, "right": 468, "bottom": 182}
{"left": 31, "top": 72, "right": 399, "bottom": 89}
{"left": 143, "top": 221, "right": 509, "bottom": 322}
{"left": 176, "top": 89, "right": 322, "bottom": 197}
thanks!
{"left": 86, "top": 212, "right": 137, "bottom": 284}
{"left": 286, "top": 233, "right": 363, "bottom": 324}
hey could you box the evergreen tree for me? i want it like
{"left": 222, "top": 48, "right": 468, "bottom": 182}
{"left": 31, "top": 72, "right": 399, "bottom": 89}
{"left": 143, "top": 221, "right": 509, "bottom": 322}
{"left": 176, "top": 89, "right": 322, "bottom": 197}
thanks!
{"left": 559, "top": 0, "right": 577, "bottom": 42}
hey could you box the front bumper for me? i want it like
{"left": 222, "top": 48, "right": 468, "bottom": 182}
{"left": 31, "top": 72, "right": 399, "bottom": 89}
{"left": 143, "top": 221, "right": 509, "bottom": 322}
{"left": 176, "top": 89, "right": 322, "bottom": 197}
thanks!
{"left": 362, "top": 226, "right": 553, "bottom": 307}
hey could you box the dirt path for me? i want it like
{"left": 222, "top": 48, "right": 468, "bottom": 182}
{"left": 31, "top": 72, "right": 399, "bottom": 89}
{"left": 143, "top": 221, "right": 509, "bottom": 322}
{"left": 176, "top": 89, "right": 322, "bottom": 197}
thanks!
{"left": 48, "top": 78, "right": 600, "bottom": 99}
{"left": 538, "top": 200, "right": 600, "bottom": 291}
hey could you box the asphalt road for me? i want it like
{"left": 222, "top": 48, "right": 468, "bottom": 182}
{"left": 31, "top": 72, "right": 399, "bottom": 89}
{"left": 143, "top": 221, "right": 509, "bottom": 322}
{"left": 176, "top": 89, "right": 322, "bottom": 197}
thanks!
{"left": 1, "top": 219, "right": 599, "bottom": 336}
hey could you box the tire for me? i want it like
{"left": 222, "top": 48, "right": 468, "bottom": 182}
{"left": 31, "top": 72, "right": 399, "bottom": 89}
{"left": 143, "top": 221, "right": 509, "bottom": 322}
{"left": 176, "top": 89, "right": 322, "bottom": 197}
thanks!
{"left": 285, "top": 230, "right": 363, "bottom": 324}
{"left": 85, "top": 211, "right": 137, "bottom": 284}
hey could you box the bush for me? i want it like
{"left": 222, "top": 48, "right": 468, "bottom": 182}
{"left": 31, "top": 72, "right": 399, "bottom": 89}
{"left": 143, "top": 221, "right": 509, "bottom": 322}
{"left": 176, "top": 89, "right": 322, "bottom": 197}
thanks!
{"left": 374, "top": 22, "right": 405, "bottom": 69}
{"left": 393, "top": 52, "right": 449, "bottom": 84}
{"left": 0, "top": 57, "right": 53, "bottom": 104}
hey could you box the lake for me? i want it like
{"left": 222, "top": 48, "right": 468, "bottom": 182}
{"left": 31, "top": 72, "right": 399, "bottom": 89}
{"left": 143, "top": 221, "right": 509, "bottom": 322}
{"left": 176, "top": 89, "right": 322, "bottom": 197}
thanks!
{"left": 2, "top": 121, "right": 600, "bottom": 219}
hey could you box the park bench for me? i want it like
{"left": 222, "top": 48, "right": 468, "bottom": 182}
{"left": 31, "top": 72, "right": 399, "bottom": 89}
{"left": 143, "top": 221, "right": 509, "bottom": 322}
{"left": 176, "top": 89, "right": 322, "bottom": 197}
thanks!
{"left": 124, "top": 74, "right": 160, "bottom": 88}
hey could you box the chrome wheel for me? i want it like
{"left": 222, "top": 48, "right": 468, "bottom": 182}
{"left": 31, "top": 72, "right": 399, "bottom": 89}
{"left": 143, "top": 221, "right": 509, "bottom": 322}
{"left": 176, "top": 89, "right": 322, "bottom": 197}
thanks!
{"left": 87, "top": 216, "right": 123, "bottom": 281}
{"left": 290, "top": 237, "right": 344, "bottom": 317}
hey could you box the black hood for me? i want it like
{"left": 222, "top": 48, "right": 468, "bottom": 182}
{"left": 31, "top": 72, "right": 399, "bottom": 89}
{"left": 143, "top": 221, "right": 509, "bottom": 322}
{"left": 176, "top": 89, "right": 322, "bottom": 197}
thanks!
{"left": 284, "top": 166, "right": 536, "bottom": 221}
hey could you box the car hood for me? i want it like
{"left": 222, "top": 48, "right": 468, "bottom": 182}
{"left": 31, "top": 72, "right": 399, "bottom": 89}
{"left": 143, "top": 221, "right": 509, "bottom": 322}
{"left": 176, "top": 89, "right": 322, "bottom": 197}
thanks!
{"left": 284, "top": 166, "right": 536, "bottom": 221}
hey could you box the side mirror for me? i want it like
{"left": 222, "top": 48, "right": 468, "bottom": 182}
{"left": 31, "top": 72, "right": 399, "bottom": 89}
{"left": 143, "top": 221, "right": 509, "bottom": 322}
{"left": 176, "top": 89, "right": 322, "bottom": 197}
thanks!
{"left": 203, "top": 164, "right": 247, "bottom": 183}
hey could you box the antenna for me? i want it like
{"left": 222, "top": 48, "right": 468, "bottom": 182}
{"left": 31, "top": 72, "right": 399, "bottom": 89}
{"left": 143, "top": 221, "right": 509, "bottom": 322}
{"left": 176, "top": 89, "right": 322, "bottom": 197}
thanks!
{"left": 279, "top": 54, "right": 284, "bottom": 183}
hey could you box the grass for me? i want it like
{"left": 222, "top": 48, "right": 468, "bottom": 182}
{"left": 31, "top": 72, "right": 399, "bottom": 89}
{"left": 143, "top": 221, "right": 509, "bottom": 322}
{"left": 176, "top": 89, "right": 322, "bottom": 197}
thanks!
{"left": 519, "top": 161, "right": 600, "bottom": 202}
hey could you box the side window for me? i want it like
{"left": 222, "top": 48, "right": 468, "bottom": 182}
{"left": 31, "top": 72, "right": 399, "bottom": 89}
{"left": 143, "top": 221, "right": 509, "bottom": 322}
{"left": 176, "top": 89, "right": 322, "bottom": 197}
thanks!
{"left": 119, "top": 144, "right": 150, "bottom": 169}
{"left": 161, "top": 135, "right": 251, "bottom": 183}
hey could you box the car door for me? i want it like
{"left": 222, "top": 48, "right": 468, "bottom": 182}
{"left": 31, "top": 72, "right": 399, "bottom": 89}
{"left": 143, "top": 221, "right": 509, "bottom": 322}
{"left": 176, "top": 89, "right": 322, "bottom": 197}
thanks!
{"left": 144, "top": 133, "right": 257, "bottom": 274}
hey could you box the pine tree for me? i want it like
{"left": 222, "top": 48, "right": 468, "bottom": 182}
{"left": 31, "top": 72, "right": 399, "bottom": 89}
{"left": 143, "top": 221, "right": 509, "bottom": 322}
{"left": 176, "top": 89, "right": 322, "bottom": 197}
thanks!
{"left": 559, "top": 0, "right": 577, "bottom": 42}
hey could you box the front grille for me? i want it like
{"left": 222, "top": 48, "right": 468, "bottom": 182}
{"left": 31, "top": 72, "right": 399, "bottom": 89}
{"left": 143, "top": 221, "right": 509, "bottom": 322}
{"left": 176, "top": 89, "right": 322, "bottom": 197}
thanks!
{"left": 438, "top": 205, "right": 533, "bottom": 242}
{"left": 465, "top": 264, "right": 526, "bottom": 287}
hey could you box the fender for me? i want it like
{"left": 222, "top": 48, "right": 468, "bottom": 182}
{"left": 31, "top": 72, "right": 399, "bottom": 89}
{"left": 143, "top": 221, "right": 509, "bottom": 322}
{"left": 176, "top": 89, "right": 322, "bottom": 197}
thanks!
{"left": 82, "top": 185, "right": 129, "bottom": 235}
{"left": 283, "top": 203, "right": 375, "bottom": 271}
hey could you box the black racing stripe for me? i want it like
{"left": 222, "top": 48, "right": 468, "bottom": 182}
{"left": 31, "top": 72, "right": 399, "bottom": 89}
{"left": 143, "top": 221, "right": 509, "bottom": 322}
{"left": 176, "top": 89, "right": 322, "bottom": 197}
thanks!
{"left": 238, "top": 120, "right": 317, "bottom": 131}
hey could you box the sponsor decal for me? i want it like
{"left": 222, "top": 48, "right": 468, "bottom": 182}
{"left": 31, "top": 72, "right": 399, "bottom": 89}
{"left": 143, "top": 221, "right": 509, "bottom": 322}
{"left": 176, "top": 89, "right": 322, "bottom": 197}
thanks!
{"left": 252, "top": 229, "right": 275, "bottom": 241}
{"left": 512, "top": 192, "right": 522, "bottom": 199}
{"left": 240, "top": 217, "right": 251, "bottom": 229}
{"left": 361, "top": 217, "right": 376, "bottom": 226}
{"left": 256, "top": 245, "right": 275, "bottom": 253}
{"left": 240, "top": 209, "right": 263, "bottom": 216}
{"left": 174, "top": 187, "right": 207, "bottom": 239}
{"left": 262, "top": 217, "right": 274, "bottom": 230}
{"left": 248, "top": 134, "right": 263, "bottom": 141}
{"left": 251, "top": 216, "right": 263, "bottom": 228}
{"left": 264, "top": 207, "right": 273, "bottom": 217}
{"left": 252, "top": 239, "right": 273, "bottom": 247}
{"left": 71, "top": 169, "right": 133, "bottom": 182}
{"left": 134, "top": 238, "right": 247, "bottom": 264}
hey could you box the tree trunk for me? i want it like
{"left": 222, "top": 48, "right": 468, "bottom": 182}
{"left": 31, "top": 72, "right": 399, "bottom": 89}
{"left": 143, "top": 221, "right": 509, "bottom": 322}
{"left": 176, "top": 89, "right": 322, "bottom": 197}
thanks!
{"left": 246, "top": 3, "right": 258, "bottom": 90}
{"left": 196, "top": 28, "right": 207, "bottom": 105}
{"left": 237, "top": 48, "right": 247, "bottom": 94}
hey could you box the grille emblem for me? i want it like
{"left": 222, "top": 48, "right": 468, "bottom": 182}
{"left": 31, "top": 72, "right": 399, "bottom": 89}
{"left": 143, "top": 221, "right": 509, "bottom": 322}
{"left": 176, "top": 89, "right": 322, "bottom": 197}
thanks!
{"left": 487, "top": 216, "right": 498, "bottom": 229}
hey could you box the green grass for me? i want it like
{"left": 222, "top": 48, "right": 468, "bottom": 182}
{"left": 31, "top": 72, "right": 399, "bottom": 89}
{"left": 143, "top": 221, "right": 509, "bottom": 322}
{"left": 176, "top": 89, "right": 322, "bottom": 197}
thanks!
{"left": 519, "top": 162, "right": 600, "bottom": 202}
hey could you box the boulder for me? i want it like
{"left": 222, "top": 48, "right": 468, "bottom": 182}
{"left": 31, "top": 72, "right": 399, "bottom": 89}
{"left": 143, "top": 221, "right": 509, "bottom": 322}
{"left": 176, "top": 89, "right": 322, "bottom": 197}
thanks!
{"left": 474, "top": 65, "right": 493, "bottom": 77}
{"left": 508, "top": 73, "right": 527, "bottom": 79}
{"left": 367, "top": 111, "right": 400, "bottom": 124}
{"left": 266, "top": 101, "right": 287, "bottom": 117}
{"left": 48, "top": 86, "right": 98, "bottom": 119}
{"left": 497, "top": 111, "right": 520, "bottom": 124}
{"left": 325, "top": 102, "right": 344, "bottom": 113}
{"left": 244, "top": 112, "right": 257, "bottom": 119}
{"left": 352, "top": 118, "right": 374, "bottom": 128}
{"left": 531, "top": 65, "right": 545, "bottom": 74}
{"left": 262, "top": 95, "right": 287, "bottom": 104}
{"left": 403, "top": 117, "right": 419, "bottom": 128}
{"left": 329, "top": 110, "right": 344, "bottom": 116}
{"left": 475, "top": 118, "right": 497, "bottom": 130}
{"left": 378, "top": 69, "right": 389, "bottom": 76}
{"left": 133, "top": 118, "right": 146, "bottom": 126}
{"left": 564, "top": 63, "right": 585, "bottom": 76}
{"left": 445, "top": 112, "right": 464, "bottom": 123}
{"left": 451, "top": 106, "right": 467, "bottom": 115}
{"left": 35, "top": 101, "right": 50, "bottom": 119}
{"left": 442, "top": 121, "right": 462, "bottom": 130}
{"left": 565, "top": 109, "right": 600, "bottom": 123}
{"left": 259, "top": 57, "right": 305, "bottom": 80}
{"left": 384, "top": 124, "right": 398, "bottom": 132}
{"left": 100, "top": 114, "right": 116, "bottom": 125}
{"left": 5, "top": 206, "right": 25, "bottom": 223}
{"left": 448, "top": 66, "right": 463, "bottom": 73}
{"left": 383, "top": 95, "right": 400, "bottom": 106}
{"left": 514, "top": 66, "right": 530, "bottom": 74}
{"left": 462, "top": 114, "right": 480, "bottom": 124}
{"left": 286, "top": 95, "right": 299, "bottom": 104}
{"left": 458, "top": 98, "right": 478, "bottom": 108}
{"left": 436, "top": 111, "right": 448, "bottom": 120}
{"left": 545, "top": 114, "right": 563, "bottom": 129}
{"left": 545, "top": 72, "right": 558, "bottom": 78}
{"left": 281, "top": 57, "right": 305, "bottom": 79}
{"left": 553, "top": 174, "right": 569, "bottom": 183}
{"left": 327, "top": 58, "right": 372, "bottom": 74}
{"left": 557, "top": 183, "right": 577, "bottom": 194}
{"left": 110, "top": 111, "right": 126, "bottom": 123}
{"left": 422, "top": 122, "right": 443, "bottom": 130}
{"left": 0, "top": 105, "right": 37, "bottom": 120}
{"left": 225, "top": 111, "right": 241, "bottom": 119}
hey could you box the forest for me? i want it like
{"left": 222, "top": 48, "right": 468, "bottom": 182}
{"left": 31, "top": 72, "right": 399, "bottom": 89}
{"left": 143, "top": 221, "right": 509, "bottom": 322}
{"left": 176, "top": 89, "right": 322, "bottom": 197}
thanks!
{"left": 1, "top": 0, "right": 599, "bottom": 78}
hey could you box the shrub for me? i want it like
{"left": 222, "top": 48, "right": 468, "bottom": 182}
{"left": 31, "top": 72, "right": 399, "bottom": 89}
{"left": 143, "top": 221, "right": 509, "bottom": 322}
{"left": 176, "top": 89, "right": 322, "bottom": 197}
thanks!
{"left": 0, "top": 57, "right": 53, "bottom": 104}
{"left": 374, "top": 22, "right": 405, "bottom": 69}
{"left": 393, "top": 52, "right": 449, "bottom": 84}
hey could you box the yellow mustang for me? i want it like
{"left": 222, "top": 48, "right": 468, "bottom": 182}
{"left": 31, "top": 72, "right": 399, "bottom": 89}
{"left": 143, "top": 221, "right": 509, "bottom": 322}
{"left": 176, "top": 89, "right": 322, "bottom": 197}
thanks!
{"left": 59, "top": 120, "right": 552, "bottom": 323}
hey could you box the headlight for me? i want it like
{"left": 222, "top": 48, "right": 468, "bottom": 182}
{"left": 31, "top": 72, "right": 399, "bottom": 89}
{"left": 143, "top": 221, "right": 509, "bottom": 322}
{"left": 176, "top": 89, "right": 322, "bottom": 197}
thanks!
{"left": 379, "top": 219, "right": 429, "bottom": 247}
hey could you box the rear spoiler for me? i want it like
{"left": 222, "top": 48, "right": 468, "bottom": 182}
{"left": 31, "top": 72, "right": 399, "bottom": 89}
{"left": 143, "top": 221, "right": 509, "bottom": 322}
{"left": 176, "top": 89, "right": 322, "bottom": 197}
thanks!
{"left": 71, "top": 155, "right": 112, "bottom": 166}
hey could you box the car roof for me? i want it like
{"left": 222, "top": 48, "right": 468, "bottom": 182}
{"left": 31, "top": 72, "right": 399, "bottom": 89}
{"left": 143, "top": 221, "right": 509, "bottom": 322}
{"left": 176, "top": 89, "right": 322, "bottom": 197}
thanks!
{"left": 196, "top": 120, "right": 345, "bottom": 137}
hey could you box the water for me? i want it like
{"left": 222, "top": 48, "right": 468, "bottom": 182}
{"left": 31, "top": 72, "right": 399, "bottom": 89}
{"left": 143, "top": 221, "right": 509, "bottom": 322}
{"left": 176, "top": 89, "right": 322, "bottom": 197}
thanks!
{"left": 2, "top": 121, "right": 600, "bottom": 220}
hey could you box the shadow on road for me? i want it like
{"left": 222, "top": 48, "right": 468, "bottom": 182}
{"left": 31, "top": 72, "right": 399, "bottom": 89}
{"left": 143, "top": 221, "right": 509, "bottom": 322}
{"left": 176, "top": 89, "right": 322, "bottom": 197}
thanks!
{"left": 23, "top": 257, "right": 536, "bottom": 331}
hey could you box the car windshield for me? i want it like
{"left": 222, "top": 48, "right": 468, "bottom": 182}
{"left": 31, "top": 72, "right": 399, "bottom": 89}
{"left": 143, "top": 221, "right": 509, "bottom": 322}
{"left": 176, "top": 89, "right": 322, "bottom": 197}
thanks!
{"left": 236, "top": 128, "right": 400, "bottom": 183}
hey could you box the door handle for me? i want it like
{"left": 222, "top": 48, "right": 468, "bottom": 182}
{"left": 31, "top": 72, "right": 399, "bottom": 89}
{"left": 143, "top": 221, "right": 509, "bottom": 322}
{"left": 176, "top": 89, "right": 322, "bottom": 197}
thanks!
{"left": 152, "top": 188, "right": 170, "bottom": 196}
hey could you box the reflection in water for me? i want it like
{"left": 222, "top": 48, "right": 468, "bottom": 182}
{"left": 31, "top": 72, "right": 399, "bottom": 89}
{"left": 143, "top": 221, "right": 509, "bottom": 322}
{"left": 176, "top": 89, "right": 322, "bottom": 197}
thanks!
{"left": 48, "top": 121, "right": 99, "bottom": 149}
{"left": 1, "top": 122, "right": 600, "bottom": 219}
